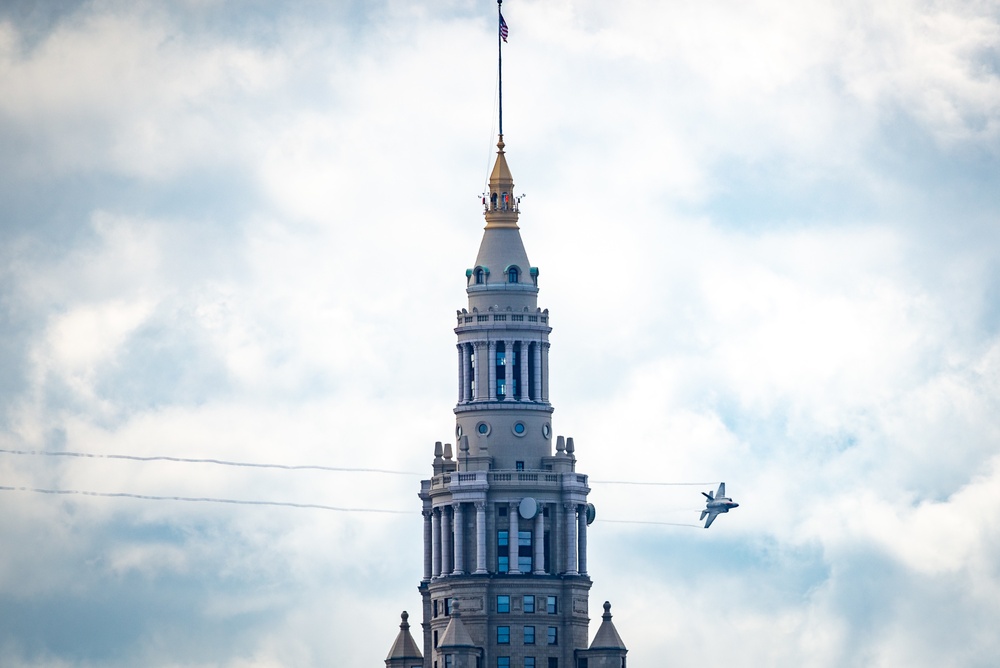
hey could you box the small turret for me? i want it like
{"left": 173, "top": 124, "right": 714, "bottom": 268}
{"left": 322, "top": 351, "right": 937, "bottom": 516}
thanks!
{"left": 384, "top": 611, "right": 422, "bottom": 668}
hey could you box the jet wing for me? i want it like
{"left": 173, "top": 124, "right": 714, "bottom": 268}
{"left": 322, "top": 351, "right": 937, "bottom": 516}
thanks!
{"left": 703, "top": 511, "right": 718, "bottom": 529}
{"left": 716, "top": 482, "right": 726, "bottom": 499}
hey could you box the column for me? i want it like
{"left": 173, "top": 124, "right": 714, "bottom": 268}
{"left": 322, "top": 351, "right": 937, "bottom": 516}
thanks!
{"left": 504, "top": 340, "right": 514, "bottom": 401}
{"left": 431, "top": 508, "right": 441, "bottom": 578}
{"left": 578, "top": 505, "right": 588, "bottom": 576}
{"left": 457, "top": 344, "right": 465, "bottom": 403}
{"left": 532, "top": 342, "right": 542, "bottom": 402}
{"left": 488, "top": 341, "right": 497, "bottom": 400}
{"left": 542, "top": 342, "right": 551, "bottom": 402}
{"left": 508, "top": 501, "right": 521, "bottom": 574}
{"left": 519, "top": 341, "right": 529, "bottom": 401}
{"left": 473, "top": 341, "right": 483, "bottom": 400}
{"left": 441, "top": 505, "right": 452, "bottom": 576}
{"left": 452, "top": 503, "right": 465, "bottom": 575}
{"left": 422, "top": 510, "right": 433, "bottom": 581}
{"left": 533, "top": 506, "right": 545, "bottom": 574}
{"left": 475, "top": 501, "right": 488, "bottom": 574}
{"left": 465, "top": 343, "right": 474, "bottom": 401}
{"left": 564, "top": 503, "right": 578, "bottom": 575}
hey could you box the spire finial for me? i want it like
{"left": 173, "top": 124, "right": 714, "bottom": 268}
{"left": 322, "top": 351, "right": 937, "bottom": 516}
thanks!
{"left": 400, "top": 611, "right": 410, "bottom": 629}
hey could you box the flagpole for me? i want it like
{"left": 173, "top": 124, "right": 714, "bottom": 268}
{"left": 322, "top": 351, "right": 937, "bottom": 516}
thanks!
{"left": 498, "top": 0, "right": 503, "bottom": 137}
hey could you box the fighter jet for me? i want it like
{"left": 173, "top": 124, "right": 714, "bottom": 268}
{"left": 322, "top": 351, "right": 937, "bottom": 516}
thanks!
{"left": 700, "top": 482, "right": 739, "bottom": 528}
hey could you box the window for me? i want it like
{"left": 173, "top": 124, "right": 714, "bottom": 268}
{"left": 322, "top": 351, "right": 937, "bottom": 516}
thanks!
{"left": 497, "top": 595, "right": 510, "bottom": 613}
{"left": 498, "top": 659, "right": 510, "bottom": 668}
{"left": 547, "top": 627, "right": 558, "bottom": 645}
{"left": 523, "top": 595, "right": 535, "bottom": 613}
{"left": 524, "top": 626, "right": 535, "bottom": 644}
{"left": 497, "top": 378, "right": 506, "bottom": 397}
{"left": 577, "top": 661, "right": 587, "bottom": 668}
{"left": 498, "top": 531, "right": 509, "bottom": 573}
{"left": 525, "top": 659, "right": 535, "bottom": 668}
{"left": 516, "top": 461, "right": 524, "bottom": 471}
{"left": 548, "top": 658, "right": 558, "bottom": 668}
{"left": 445, "top": 656, "right": 453, "bottom": 668}
{"left": 508, "top": 267, "right": 519, "bottom": 283}
{"left": 475, "top": 268, "right": 485, "bottom": 284}
{"left": 518, "top": 531, "right": 532, "bottom": 573}
{"left": 546, "top": 596, "right": 557, "bottom": 614}
{"left": 434, "top": 630, "right": 439, "bottom": 648}
{"left": 433, "top": 599, "right": 438, "bottom": 617}
{"left": 498, "top": 626, "right": 510, "bottom": 644}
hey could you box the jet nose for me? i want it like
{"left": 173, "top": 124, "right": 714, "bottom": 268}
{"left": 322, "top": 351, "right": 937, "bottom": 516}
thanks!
{"left": 732, "top": 503, "right": 740, "bottom": 508}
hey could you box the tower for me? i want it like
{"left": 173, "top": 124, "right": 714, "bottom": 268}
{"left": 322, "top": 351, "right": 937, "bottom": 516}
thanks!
{"left": 384, "top": 135, "right": 627, "bottom": 668}
{"left": 385, "top": 6, "right": 628, "bottom": 668}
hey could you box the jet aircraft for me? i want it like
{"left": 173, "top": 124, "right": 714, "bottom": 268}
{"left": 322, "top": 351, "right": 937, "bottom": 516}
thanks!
{"left": 700, "top": 482, "right": 739, "bottom": 528}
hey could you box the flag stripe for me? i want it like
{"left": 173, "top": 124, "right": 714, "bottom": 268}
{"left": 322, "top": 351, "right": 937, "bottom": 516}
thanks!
{"left": 499, "top": 13, "right": 509, "bottom": 42}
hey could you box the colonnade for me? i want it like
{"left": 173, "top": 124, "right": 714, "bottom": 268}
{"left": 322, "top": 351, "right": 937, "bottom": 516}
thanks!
{"left": 457, "top": 340, "right": 549, "bottom": 403}
{"left": 423, "top": 500, "right": 588, "bottom": 580}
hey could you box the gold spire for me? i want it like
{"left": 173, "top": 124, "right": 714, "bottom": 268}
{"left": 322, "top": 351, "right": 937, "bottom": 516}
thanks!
{"left": 483, "top": 135, "right": 519, "bottom": 229}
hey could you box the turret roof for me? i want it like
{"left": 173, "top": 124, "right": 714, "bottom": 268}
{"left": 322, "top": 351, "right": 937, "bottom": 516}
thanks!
{"left": 385, "top": 611, "right": 423, "bottom": 661}
{"left": 589, "top": 601, "right": 628, "bottom": 650}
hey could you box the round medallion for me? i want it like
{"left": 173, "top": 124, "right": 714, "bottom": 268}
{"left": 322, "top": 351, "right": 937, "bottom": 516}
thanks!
{"left": 477, "top": 422, "right": 490, "bottom": 435}
{"left": 519, "top": 497, "right": 538, "bottom": 520}
{"left": 542, "top": 423, "right": 551, "bottom": 439}
{"left": 512, "top": 421, "right": 526, "bottom": 437}
{"left": 456, "top": 424, "right": 463, "bottom": 438}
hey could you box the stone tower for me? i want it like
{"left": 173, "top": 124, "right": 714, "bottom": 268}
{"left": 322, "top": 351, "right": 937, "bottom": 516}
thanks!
{"left": 382, "top": 134, "right": 628, "bottom": 668}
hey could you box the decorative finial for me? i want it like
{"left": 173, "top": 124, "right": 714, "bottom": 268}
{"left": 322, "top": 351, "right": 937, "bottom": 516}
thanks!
{"left": 497, "top": 135, "right": 505, "bottom": 152}
{"left": 603, "top": 601, "right": 612, "bottom": 619}
{"left": 556, "top": 435, "right": 565, "bottom": 453}
{"left": 400, "top": 611, "right": 410, "bottom": 629}
{"left": 444, "top": 443, "right": 453, "bottom": 460}
{"left": 566, "top": 437, "right": 575, "bottom": 454}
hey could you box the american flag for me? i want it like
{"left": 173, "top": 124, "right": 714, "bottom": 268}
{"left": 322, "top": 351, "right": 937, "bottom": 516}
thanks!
{"left": 499, "top": 13, "right": 509, "bottom": 42}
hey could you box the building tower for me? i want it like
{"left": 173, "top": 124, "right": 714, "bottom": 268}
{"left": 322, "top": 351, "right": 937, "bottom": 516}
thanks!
{"left": 381, "top": 132, "right": 628, "bottom": 668}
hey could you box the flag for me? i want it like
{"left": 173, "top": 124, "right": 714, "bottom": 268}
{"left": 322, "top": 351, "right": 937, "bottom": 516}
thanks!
{"left": 499, "top": 13, "right": 509, "bottom": 42}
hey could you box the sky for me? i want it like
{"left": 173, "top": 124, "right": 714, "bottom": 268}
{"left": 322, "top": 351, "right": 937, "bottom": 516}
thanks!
{"left": 1, "top": 0, "right": 999, "bottom": 666}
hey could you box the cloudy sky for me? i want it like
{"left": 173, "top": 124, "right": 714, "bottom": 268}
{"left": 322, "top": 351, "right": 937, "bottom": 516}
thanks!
{"left": 1, "top": 0, "right": 999, "bottom": 666}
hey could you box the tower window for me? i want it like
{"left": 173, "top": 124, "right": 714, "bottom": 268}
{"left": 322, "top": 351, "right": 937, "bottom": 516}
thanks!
{"left": 508, "top": 267, "right": 519, "bottom": 283}
{"left": 491, "top": 193, "right": 498, "bottom": 210}
{"left": 516, "top": 461, "right": 524, "bottom": 471}
{"left": 526, "top": 660, "right": 535, "bottom": 668}
{"left": 498, "top": 659, "right": 510, "bottom": 668}
{"left": 475, "top": 267, "right": 485, "bottom": 284}
{"left": 498, "top": 530, "right": 509, "bottom": 573}
{"left": 497, "top": 595, "right": 510, "bottom": 613}
{"left": 546, "top": 596, "right": 557, "bottom": 614}
{"left": 523, "top": 595, "right": 535, "bottom": 613}
{"left": 524, "top": 626, "right": 535, "bottom": 644}
{"left": 547, "top": 627, "right": 558, "bottom": 645}
{"left": 498, "top": 626, "right": 510, "bottom": 644}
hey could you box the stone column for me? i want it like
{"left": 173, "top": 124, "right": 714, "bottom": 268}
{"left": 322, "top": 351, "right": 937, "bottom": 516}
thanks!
{"left": 542, "top": 342, "right": 551, "bottom": 402}
{"left": 504, "top": 341, "right": 514, "bottom": 401}
{"left": 475, "top": 501, "right": 488, "bottom": 574}
{"left": 519, "top": 341, "right": 529, "bottom": 400}
{"left": 508, "top": 501, "right": 521, "bottom": 574}
{"left": 578, "top": 504, "right": 588, "bottom": 576}
{"left": 533, "top": 506, "right": 545, "bottom": 574}
{"left": 532, "top": 342, "right": 542, "bottom": 401}
{"left": 422, "top": 509, "right": 433, "bottom": 582}
{"left": 457, "top": 344, "right": 465, "bottom": 403}
{"left": 473, "top": 341, "right": 483, "bottom": 400}
{"left": 431, "top": 508, "right": 441, "bottom": 578}
{"left": 564, "top": 502, "right": 578, "bottom": 575}
{"left": 441, "top": 505, "right": 452, "bottom": 576}
{"left": 452, "top": 502, "right": 465, "bottom": 575}
{"left": 488, "top": 341, "right": 497, "bottom": 401}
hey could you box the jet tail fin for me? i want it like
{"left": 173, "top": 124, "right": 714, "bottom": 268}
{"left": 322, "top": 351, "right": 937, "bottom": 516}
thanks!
{"left": 700, "top": 510, "right": 708, "bottom": 521}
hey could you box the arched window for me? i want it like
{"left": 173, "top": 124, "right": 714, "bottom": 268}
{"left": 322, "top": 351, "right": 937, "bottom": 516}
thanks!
{"left": 490, "top": 193, "right": 498, "bottom": 210}
{"left": 475, "top": 268, "right": 485, "bottom": 284}
{"left": 508, "top": 266, "right": 519, "bottom": 283}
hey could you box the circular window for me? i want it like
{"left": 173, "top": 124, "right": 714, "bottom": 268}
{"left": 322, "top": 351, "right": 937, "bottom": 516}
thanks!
{"left": 542, "top": 423, "right": 551, "bottom": 439}
{"left": 512, "top": 422, "right": 526, "bottom": 437}
{"left": 477, "top": 422, "right": 490, "bottom": 436}
{"left": 456, "top": 424, "right": 463, "bottom": 438}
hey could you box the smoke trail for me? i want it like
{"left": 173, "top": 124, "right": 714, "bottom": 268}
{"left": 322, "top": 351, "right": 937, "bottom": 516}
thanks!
{"left": 598, "top": 518, "right": 704, "bottom": 528}
{"left": 0, "top": 485, "right": 415, "bottom": 514}
{"left": 590, "top": 480, "right": 719, "bottom": 486}
{"left": 0, "top": 448, "right": 421, "bottom": 476}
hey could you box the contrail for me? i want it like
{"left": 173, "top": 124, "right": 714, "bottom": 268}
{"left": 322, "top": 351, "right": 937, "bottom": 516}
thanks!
{"left": 0, "top": 485, "right": 415, "bottom": 514}
{"left": 598, "top": 518, "right": 704, "bottom": 528}
{"left": 590, "top": 480, "right": 719, "bottom": 486}
{"left": 0, "top": 448, "right": 421, "bottom": 476}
